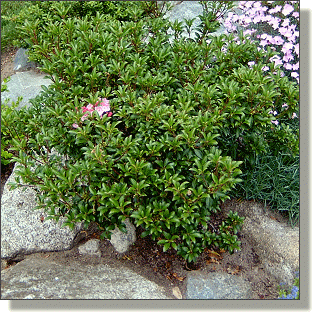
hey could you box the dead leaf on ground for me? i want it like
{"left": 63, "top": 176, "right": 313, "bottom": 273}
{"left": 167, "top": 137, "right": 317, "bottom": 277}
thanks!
{"left": 172, "top": 272, "right": 185, "bottom": 281}
{"left": 172, "top": 286, "right": 183, "bottom": 299}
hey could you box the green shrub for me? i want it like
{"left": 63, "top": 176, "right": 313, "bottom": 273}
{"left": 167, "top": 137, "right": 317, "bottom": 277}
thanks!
{"left": 0, "top": 0, "right": 33, "bottom": 51}
{"left": 1, "top": 79, "right": 23, "bottom": 166}
{"left": 4, "top": 4, "right": 299, "bottom": 262}
{"left": 9, "top": 1, "right": 172, "bottom": 51}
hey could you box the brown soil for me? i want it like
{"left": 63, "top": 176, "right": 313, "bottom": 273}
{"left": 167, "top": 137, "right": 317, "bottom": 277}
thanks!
{"left": 1, "top": 46, "right": 19, "bottom": 81}
{"left": 1, "top": 47, "right": 286, "bottom": 300}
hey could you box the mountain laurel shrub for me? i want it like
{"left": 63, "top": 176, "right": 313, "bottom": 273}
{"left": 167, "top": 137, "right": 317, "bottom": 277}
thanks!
{"left": 5, "top": 3, "right": 299, "bottom": 262}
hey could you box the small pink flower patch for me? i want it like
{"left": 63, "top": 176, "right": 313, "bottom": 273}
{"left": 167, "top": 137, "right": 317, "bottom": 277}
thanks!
{"left": 73, "top": 97, "right": 112, "bottom": 128}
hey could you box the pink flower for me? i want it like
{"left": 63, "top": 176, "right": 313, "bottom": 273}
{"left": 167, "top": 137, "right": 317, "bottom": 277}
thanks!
{"left": 282, "top": 18, "right": 291, "bottom": 27}
{"left": 292, "top": 12, "right": 299, "bottom": 18}
{"left": 271, "top": 120, "right": 279, "bottom": 125}
{"left": 292, "top": 113, "right": 298, "bottom": 119}
{"left": 270, "top": 56, "right": 283, "bottom": 66}
{"left": 269, "top": 110, "right": 277, "bottom": 116}
{"left": 243, "top": 29, "right": 255, "bottom": 36}
{"left": 253, "top": 15, "right": 263, "bottom": 24}
{"left": 72, "top": 123, "right": 79, "bottom": 128}
{"left": 284, "top": 63, "right": 293, "bottom": 70}
{"left": 291, "top": 72, "right": 299, "bottom": 78}
{"left": 267, "top": 16, "right": 281, "bottom": 29}
{"left": 95, "top": 99, "right": 110, "bottom": 117}
{"left": 281, "top": 42, "right": 293, "bottom": 53}
{"left": 274, "top": 36, "right": 284, "bottom": 45}
{"left": 292, "top": 62, "right": 299, "bottom": 70}
{"left": 261, "top": 66, "right": 269, "bottom": 71}
{"left": 269, "top": 5, "right": 282, "bottom": 14}
{"left": 248, "top": 61, "right": 255, "bottom": 67}
{"left": 282, "top": 4, "right": 294, "bottom": 16}
{"left": 260, "top": 39, "right": 269, "bottom": 47}
{"left": 282, "top": 53, "right": 294, "bottom": 62}
{"left": 81, "top": 114, "right": 89, "bottom": 121}
{"left": 82, "top": 104, "right": 94, "bottom": 114}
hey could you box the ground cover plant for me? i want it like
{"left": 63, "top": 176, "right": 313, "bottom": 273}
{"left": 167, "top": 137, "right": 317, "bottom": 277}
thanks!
{"left": 278, "top": 271, "right": 300, "bottom": 299}
{"left": 3, "top": 1, "right": 299, "bottom": 263}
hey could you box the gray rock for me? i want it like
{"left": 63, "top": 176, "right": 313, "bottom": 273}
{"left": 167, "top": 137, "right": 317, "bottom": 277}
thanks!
{"left": 109, "top": 219, "right": 136, "bottom": 254}
{"left": 240, "top": 203, "right": 299, "bottom": 284}
{"left": 1, "top": 164, "right": 83, "bottom": 260}
{"left": 1, "top": 256, "right": 170, "bottom": 299}
{"left": 1, "top": 70, "right": 52, "bottom": 110}
{"left": 13, "top": 48, "right": 37, "bottom": 72}
{"left": 186, "top": 271, "right": 253, "bottom": 299}
{"left": 78, "top": 239, "right": 101, "bottom": 257}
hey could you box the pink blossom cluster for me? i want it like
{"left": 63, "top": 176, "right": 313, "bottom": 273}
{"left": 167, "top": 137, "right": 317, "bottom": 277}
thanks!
{"left": 219, "top": 1, "right": 299, "bottom": 83}
{"left": 73, "top": 98, "right": 112, "bottom": 128}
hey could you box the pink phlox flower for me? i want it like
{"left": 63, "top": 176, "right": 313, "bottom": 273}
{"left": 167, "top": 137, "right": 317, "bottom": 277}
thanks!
{"left": 260, "top": 39, "right": 269, "bottom": 47}
{"left": 243, "top": 29, "right": 255, "bottom": 36}
{"left": 232, "top": 14, "right": 240, "bottom": 23}
{"left": 281, "top": 42, "right": 293, "bottom": 53}
{"left": 243, "top": 16, "right": 252, "bottom": 25}
{"left": 284, "top": 63, "right": 293, "bottom": 70}
{"left": 294, "top": 43, "right": 299, "bottom": 56}
{"left": 292, "top": 12, "right": 299, "bottom": 18}
{"left": 253, "top": 15, "right": 263, "bottom": 24}
{"left": 274, "top": 36, "right": 284, "bottom": 45}
{"left": 282, "top": 103, "right": 289, "bottom": 110}
{"left": 268, "top": 37, "right": 278, "bottom": 45}
{"left": 292, "top": 113, "right": 298, "bottom": 119}
{"left": 269, "top": 5, "right": 282, "bottom": 14}
{"left": 241, "top": 1, "right": 253, "bottom": 9}
{"left": 282, "top": 18, "right": 291, "bottom": 27}
{"left": 270, "top": 55, "right": 283, "bottom": 66}
{"left": 261, "top": 66, "right": 269, "bottom": 71}
{"left": 291, "top": 72, "right": 299, "bottom": 78}
{"left": 271, "top": 120, "right": 279, "bottom": 125}
{"left": 72, "top": 123, "right": 79, "bottom": 128}
{"left": 260, "top": 6, "right": 268, "bottom": 12}
{"left": 282, "top": 53, "right": 294, "bottom": 62}
{"left": 278, "top": 27, "right": 290, "bottom": 36}
{"left": 248, "top": 61, "right": 255, "bottom": 67}
{"left": 267, "top": 16, "right": 281, "bottom": 29}
{"left": 282, "top": 4, "right": 294, "bottom": 16}
{"left": 292, "top": 62, "right": 299, "bottom": 70}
